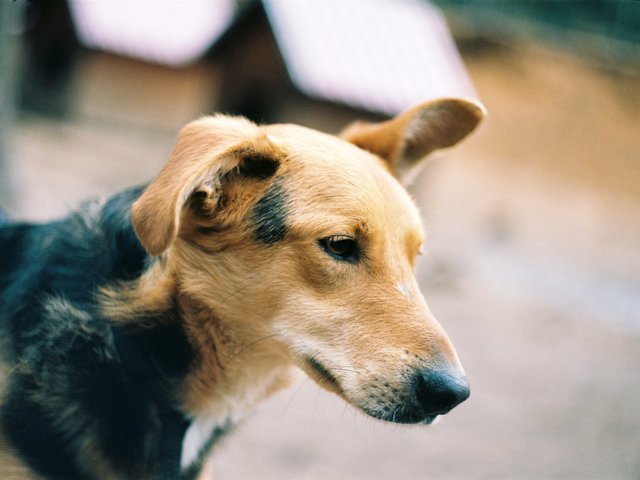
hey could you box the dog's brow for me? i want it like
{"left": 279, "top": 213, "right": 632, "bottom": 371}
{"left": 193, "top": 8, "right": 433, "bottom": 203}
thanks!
{"left": 252, "top": 179, "right": 288, "bottom": 244}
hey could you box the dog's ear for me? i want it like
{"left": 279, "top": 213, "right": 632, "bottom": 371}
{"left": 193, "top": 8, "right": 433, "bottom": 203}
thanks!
{"left": 131, "top": 116, "right": 281, "bottom": 256}
{"left": 341, "top": 98, "right": 485, "bottom": 182}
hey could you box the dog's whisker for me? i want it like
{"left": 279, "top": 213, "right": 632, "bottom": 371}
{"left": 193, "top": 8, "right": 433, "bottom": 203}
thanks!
{"left": 217, "top": 271, "right": 265, "bottom": 303}
{"left": 328, "top": 366, "right": 361, "bottom": 375}
{"left": 221, "top": 333, "right": 283, "bottom": 368}
{"left": 341, "top": 402, "right": 350, "bottom": 421}
{"left": 277, "top": 378, "right": 309, "bottom": 420}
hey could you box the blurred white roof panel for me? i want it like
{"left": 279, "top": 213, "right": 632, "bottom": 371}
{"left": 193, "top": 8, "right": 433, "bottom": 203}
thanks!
{"left": 68, "top": 0, "right": 234, "bottom": 67}
{"left": 68, "top": 0, "right": 476, "bottom": 115}
{"left": 264, "top": 0, "right": 477, "bottom": 115}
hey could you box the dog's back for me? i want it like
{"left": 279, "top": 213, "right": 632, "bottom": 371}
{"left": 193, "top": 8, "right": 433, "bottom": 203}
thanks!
{"left": 0, "top": 187, "right": 148, "bottom": 320}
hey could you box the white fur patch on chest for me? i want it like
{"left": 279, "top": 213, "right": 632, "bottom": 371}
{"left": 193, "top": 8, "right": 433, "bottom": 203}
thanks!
{"left": 180, "top": 417, "right": 226, "bottom": 471}
{"left": 180, "top": 367, "right": 294, "bottom": 472}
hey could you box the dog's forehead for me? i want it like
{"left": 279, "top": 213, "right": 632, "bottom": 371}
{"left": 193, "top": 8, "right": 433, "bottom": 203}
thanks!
{"left": 263, "top": 124, "right": 424, "bottom": 239}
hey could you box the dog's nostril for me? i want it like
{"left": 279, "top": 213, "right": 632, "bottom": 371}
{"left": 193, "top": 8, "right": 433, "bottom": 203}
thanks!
{"left": 414, "top": 368, "right": 470, "bottom": 416}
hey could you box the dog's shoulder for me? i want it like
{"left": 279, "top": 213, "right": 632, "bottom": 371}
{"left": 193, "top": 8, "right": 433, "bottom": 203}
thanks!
{"left": 1, "top": 186, "right": 148, "bottom": 345}
{"left": 0, "top": 186, "right": 198, "bottom": 479}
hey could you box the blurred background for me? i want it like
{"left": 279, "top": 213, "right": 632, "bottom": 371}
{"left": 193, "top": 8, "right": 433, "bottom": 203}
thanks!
{"left": 1, "top": 0, "right": 639, "bottom": 478}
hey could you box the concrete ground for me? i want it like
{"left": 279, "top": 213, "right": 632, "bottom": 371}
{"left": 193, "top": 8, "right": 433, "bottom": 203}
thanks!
{"left": 2, "top": 41, "right": 639, "bottom": 479}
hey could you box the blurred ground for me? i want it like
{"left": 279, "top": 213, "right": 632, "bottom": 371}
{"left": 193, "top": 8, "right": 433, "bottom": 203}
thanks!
{"left": 2, "top": 40, "right": 640, "bottom": 479}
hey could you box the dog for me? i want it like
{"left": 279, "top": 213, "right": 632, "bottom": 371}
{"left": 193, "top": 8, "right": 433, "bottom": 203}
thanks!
{"left": 0, "top": 98, "right": 484, "bottom": 480}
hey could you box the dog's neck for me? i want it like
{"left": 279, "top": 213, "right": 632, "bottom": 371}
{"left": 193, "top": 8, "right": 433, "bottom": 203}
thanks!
{"left": 100, "top": 258, "right": 294, "bottom": 422}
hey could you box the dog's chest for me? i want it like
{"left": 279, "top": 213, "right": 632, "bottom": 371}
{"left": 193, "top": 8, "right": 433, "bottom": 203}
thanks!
{"left": 180, "top": 416, "right": 233, "bottom": 474}
{"left": 178, "top": 366, "right": 294, "bottom": 473}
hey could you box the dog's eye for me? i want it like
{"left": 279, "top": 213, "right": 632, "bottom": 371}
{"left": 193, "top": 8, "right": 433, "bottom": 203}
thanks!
{"left": 319, "top": 236, "right": 359, "bottom": 263}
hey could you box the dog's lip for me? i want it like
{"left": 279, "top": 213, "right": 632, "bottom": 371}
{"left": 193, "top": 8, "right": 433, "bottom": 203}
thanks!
{"left": 362, "top": 405, "right": 440, "bottom": 425}
{"left": 304, "top": 356, "right": 343, "bottom": 393}
{"left": 421, "top": 415, "right": 439, "bottom": 425}
{"left": 302, "top": 361, "right": 441, "bottom": 425}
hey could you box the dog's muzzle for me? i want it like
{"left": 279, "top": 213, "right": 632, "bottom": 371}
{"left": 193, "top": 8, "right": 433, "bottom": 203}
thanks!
{"left": 369, "top": 367, "right": 470, "bottom": 425}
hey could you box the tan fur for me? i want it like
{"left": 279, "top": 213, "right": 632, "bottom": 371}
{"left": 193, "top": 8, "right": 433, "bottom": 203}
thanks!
{"left": 105, "top": 99, "right": 484, "bottom": 427}
{"left": 1, "top": 98, "right": 482, "bottom": 478}
{"left": 0, "top": 435, "right": 41, "bottom": 480}
{"left": 94, "top": 99, "right": 485, "bottom": 476}
{"left": 131, "top": 115, "right": 262, "bottom": 256}
{"left": 100, "top": 261, "right": 176, "bottom": 323}
{"left": 341, "top": 97, "right": 485, "bottom": 180}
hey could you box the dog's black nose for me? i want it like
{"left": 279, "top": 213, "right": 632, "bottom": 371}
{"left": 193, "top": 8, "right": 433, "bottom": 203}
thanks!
{"left": 414, "top": 368, "right": 470, "bottom": 416}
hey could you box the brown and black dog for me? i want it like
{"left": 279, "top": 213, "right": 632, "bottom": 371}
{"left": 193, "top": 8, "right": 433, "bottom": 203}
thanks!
{"left": 0, "top": 98, "right": 484, "bottom": 479}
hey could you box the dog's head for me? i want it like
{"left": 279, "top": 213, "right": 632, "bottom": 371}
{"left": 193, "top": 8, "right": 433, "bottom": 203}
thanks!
{"left": 131, "top": 98, "right": 484, "bottom": 424}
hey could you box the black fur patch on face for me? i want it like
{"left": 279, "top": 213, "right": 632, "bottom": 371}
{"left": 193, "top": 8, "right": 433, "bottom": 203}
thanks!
{"left": 237, "top": 154, "right": 279, "bottom": 180}
{"left": 252, "top": 179, "right": 288, "bottom": 244}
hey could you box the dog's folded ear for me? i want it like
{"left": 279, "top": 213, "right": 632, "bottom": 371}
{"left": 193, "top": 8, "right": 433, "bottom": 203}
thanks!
{"left": 131, "top": 116, "right": 281, "bottom": 256}
{"left": 340, "top": 98, "right": 486, "bottom": 182}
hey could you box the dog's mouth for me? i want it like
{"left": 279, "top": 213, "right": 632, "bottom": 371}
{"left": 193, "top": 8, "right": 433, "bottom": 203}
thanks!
{"left": 303, "top": 357, "right": 443, "bottom": 425}
{"left": 362, "top": 405, "right": 440, "bottom": 425}
{"left": 304, "top": 356, "right": 343, "bottom": 393}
